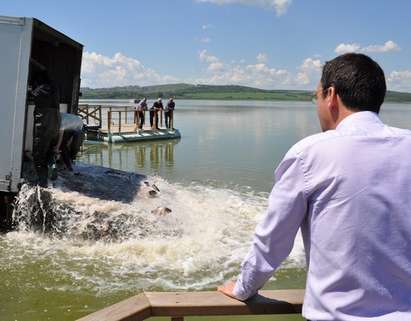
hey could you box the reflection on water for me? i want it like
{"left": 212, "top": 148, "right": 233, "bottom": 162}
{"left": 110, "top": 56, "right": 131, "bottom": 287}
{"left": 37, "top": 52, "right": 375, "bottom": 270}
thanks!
{"left": 81, "top": 139, "right": 180, "bottom": 173}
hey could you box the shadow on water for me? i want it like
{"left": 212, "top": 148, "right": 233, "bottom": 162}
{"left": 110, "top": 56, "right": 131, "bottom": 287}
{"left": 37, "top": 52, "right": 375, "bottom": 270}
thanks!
{"left": 56, "top": 163, "right": 146, "bottom": 203}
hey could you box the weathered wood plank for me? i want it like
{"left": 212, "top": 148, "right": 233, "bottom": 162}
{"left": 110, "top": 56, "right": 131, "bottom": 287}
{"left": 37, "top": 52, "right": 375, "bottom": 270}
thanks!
{"left": 76, "top": 294, "right": 151, "bottom": 321}
{"left": 100, "top": 123, "right": 138, "bottom": 134}
{"left": 146, "top": 290, "right": 304, "bottom": 317}
{"left": 75, "top": 289, "right": 304, "bottom": 321}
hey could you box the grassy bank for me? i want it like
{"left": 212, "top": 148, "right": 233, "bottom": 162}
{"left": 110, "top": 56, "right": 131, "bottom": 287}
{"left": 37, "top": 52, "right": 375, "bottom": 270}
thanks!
{"left": 81, "top": 83, "right": 411, "bottom": 103}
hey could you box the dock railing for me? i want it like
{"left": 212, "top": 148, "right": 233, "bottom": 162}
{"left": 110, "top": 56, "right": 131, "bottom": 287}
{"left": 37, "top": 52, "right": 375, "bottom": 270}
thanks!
{"left": 78, "top": 104, "right": 103, "bottom": 128}
{"left": 76, "top": 289, "right": 304, "bottom": 321}
{"left": 78, "top": 104, "right": 177, "bottom": 137}
{"left": 107, "top": 108, "right": 139, "bottom": 134}
{"left": 78, "top": 105, "right": 139, "bottom": 134}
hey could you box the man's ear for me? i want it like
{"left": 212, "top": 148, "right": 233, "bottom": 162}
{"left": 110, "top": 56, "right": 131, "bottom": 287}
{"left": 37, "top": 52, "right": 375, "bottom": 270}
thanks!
{"left": 327, "top": 86, "right": 340, "bottom": 122}
{"left": 326, "top": 87, "right": 338, "bottom": 107}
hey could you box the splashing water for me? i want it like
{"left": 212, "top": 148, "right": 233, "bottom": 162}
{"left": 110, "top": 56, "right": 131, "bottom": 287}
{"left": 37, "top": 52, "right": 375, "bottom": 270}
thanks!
{"left": 6, "top": 163, "right": 305, "bottom": 295}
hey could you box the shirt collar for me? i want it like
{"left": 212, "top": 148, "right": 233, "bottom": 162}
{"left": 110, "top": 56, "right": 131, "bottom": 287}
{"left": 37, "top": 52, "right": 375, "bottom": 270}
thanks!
{"left": 336, "top": 111, "right": 383, "bottom": 132}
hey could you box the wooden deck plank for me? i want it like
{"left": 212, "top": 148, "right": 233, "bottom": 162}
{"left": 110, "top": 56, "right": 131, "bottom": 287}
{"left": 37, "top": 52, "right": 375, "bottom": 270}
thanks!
{"left": 146, "top": 290, "right": 304, "bottom": 316}
{"left": 100, "top": 123, "right": 138, "bottom": 134}
{"left": 76, "top": 294, "right": 151, "bottom": 321}
{"left": 76, "top": 290, "right": 304, "bottom": 321}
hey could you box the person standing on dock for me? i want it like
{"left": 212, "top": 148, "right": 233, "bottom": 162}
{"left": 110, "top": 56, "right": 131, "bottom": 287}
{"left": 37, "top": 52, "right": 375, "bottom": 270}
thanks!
{"left": 150, "top": 98, "right": 163, "bottom": 130}
{"left": 165, "top": 97, "right": 175, "bottom": 129}
{"left": 218, "top": 53, "right": 411, "bottom": 321}
{"left": 136, "top": 97, "right": 147, "bottom": 130}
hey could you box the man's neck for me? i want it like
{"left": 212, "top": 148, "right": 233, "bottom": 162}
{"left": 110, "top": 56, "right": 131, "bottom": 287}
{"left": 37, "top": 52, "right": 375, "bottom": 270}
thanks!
{"left": 332, "top": 100, "right": 358, "bottom": 129}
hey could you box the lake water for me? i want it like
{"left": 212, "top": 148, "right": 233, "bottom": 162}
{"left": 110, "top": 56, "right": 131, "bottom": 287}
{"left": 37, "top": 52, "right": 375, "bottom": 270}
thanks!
{"left": 1, "top": 99, "right": 410, "bottom": 321}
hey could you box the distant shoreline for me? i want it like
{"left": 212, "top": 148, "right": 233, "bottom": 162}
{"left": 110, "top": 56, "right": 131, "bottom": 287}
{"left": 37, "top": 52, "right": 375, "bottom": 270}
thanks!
{"left": 81, "top": 83, "right": 411, "bottom": 103}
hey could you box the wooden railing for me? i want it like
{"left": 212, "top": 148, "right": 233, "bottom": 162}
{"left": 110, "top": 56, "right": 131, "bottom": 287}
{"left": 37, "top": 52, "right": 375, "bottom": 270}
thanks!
{"left": 78, "top": 104, "right": 175, "bottom": 136}
{"left": 76, "top": 289, "right": 304, "bottom": 321}
{"left": 107, "top": 108, "right": 139, "bottom": 134}
{"left": 78, "top": 104, "right": 103, "bottom": 128}
{"left": 78, "top": 105, "right": 138, "bottom": 133}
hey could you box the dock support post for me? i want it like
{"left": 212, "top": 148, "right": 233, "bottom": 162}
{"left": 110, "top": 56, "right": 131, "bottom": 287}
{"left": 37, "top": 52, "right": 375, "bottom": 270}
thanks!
{"left": 108, "top": 110, "right": 112, "bottom": 133}
{"left": 98, "top": 105, "right": 102, "bottom": 128}
{"left": 86, "top": 105, "right": 89, "bottom": 124}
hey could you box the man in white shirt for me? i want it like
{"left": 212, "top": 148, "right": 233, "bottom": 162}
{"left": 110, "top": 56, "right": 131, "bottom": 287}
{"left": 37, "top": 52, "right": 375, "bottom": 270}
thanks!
{"left": 218, "top": 53, "right": 411, "bottom": 321}
{"left": 135, "top": 97, "right": 147, "bottom": 130}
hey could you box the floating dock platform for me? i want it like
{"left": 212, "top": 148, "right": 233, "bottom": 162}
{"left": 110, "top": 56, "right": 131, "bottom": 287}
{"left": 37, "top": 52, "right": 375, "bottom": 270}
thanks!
{"left": 101, "top": 128, "right": 181, "bottom": 143}
{"left": 79, "top": 104, "right": 181, "bottom": 143}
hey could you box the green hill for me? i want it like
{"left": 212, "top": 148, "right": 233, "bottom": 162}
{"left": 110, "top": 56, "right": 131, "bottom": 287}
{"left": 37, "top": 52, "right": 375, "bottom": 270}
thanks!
{"left": 384, "top": 91, "right": 411, "bottom": 103}
{"left": 80, "top": 84, "right": 411, "bottom": 103}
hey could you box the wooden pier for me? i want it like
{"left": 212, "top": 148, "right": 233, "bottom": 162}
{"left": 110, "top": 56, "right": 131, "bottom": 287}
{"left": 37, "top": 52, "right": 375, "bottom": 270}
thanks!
{"left": 78, "top": 104, "right": 181, "bottom": 143}
{"left": 76, "top": 289, "right": 304, "bottom": 321}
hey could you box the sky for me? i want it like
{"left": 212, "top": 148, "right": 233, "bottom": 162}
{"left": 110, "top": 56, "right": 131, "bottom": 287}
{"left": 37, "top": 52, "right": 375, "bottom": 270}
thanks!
{"left": 1, "top": 0, "right": 410, "bottom": 91}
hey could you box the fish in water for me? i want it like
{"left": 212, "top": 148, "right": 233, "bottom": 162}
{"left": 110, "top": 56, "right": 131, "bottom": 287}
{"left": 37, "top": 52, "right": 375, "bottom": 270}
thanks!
{"left": 151, "top": 207, "right": 172, "bottom": 216}
{"left": 144, "top": 181, "right": 160, "bottom": 197}
{"left": 148, "top": 190, "right": 158, "bottom": 197}
{"left": 139, "top": 181, "right": 160, "bottom": 198}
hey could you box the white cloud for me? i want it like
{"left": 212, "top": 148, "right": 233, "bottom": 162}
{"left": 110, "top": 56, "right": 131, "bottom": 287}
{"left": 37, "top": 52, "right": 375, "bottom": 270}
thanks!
{"left": 335, "top": 40, "right": 400, "bottom": 55}
{"left": 82, "top": 50, "right": 325, "bottom": 90}
{"left": 388, "top": 70, "right": 411, "bottom": 92}
{"left": 295, "top": 58, "right": 322, "bottom": 86}
{"left": 196, "top": 0, "right": 292, "bottom": 16}
{"left": 300, "top": 57, "right": 322, "bottom": 70}
{"left": 199, "top": 49, "right": 221, "bottom": 64}
{"left": 197, "top": 49, "right": 297, "bottom": 88}
{"left": 335, "top": 43, "right": 361, "bottom": 55}
{"left": 363, "top": 40, "right": 400, "bottom": 53}
{"left": 81, "top": 50, "right": 411, "bottom": 93}
{"left": 256, "top": 52, "right": 268, "bottom": 63}
{"left": 209, "top": 62, "right": 225, "bottom": 71}
{"left": 199, "top": 50, "right": 225, "bottom": 72}
{"left": 81, "top": 51, "right": 178, "bottom": 88}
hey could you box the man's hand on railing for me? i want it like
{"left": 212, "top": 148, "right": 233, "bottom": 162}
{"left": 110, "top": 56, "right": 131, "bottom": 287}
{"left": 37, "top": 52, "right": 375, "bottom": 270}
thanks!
{"left": 217, "top": 280, "right": 240, "bottom": 300}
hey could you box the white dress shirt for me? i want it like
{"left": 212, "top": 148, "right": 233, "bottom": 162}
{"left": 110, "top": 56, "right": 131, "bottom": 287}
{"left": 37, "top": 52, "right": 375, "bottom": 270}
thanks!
{"left": 233, "top": 111, "right": 411, "bottom": 321}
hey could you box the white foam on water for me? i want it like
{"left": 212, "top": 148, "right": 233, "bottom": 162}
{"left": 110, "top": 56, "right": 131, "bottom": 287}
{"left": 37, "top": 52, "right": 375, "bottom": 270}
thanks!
{"left": 5, "top": 168, "right": 306, "bottom": 294}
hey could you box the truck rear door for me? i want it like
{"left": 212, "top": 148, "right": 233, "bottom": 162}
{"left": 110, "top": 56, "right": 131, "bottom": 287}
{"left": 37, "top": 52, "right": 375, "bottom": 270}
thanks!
{"left": 0, "top": 16, "right": 32, "bottom": 192}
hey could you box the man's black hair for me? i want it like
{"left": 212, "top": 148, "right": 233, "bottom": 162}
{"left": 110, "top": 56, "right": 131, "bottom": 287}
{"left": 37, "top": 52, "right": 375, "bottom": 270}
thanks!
{"left": 321, "top": 53, "right": 386, "bottom": 113}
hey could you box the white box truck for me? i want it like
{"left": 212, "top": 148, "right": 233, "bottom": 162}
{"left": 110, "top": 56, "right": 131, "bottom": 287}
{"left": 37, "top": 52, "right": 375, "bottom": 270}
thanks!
{"left": 0, "top": 16, "right": 83, "bottom": 228}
